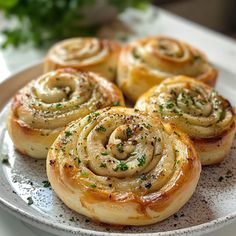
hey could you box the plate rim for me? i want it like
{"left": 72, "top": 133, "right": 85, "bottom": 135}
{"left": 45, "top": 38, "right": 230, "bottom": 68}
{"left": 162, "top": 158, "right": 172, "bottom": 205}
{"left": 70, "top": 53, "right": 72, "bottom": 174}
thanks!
{"left": 0, "top": 63, "right": 236, "bottom": 236}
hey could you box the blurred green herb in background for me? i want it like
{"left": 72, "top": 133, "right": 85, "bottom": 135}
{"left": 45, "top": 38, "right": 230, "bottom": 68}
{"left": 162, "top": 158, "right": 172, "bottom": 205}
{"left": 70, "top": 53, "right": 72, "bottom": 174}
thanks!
{"left": 0, "top": 0, "right": 151, "bottom": 48}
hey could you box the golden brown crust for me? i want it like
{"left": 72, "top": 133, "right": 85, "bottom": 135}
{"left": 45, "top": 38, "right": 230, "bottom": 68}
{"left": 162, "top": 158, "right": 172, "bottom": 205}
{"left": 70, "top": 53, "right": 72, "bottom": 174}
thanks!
{"left": 117, "top": 36, "right": 218, "bottom": 102}
{"left": 135, "top": 76, "right": 235, "bottom": 165}
{"left": 192, "top": 121, "right": 236, "bottom": 165}
{"left": 44, "top": 38, "right": 121, "bottom": 82}
{"left": 47, "top": 107, "right": 201, "bottom": 225}
{"left": 7, "top": 68, "right": 124, "bottom": 159}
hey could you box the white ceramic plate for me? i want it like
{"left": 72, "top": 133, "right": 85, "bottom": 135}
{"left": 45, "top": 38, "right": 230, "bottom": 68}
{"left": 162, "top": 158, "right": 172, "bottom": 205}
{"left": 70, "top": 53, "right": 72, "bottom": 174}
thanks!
{"left": 0, "top": 63, "right": 236, "bottom": 236}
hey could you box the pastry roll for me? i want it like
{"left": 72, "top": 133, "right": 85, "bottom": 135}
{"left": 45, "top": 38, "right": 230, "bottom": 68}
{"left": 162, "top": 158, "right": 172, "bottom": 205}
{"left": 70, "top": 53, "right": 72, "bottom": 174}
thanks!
{"left": 44, "top": 38, "right": 121, "bottom": 82}
{"left": 7, "top": 68, "right": 124, "bottom": 159}
{"left": 47, "top": 107, "right": 201, "bottom": 225}
{"left": 117, "top": 36, "right": 218, "bottom": 102}
{"left": 136, "top": 76, "right": 236, "bottom": 165}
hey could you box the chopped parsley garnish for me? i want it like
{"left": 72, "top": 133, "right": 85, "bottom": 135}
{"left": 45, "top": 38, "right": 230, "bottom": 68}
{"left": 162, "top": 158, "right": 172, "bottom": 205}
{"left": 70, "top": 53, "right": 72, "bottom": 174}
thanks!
{"left": 175, "top": 160, "right": 180, "bottom": 165}
{"left": 81, "top": 171, "right": 88, "bottom": 177}
{"left": 42, "top": 180, "right": 51, "bottom": 188}
{"left": 113, "top": 101, "right": 120, "bottom": 106}
{"left": 142, "top": 123, "right": 152, "bottom": 129}
{"left": 93, "top": 112, "right": 100, "bottom": 117}
{"left": 87, "top": 115, "right": 91, "bottom": 122}
{"left": 175, "top": 149, "right": 179, "bottom": 155}
{"left": 126, "top": 127, "right": 133, "bottom": 139}
{"left": 100, "top": 163, "right": 107, "bottom": 168}
{"left": 137, "top": 154, "right": 146, "bottom": 167}
{"left": 56, "top": 103, "right": 62, "bottom": 108}
{"left": 166, "top": 102, "right": 174, "bottom": 109}
{"left": 159, "top": 104, "right": 164, "bottom": 112}
{"left": 77, "top": 158, "right": 81, "bottom": 164}
{"left": 65, "top": 131, "right": 72, "bottom": 137}
{"left": 114, "top": 161, "right": 128, "bottom": 171}
{"left": 89, "top": 184, "right": 97, "bottom": 188}
{"left": 116, "top": 143, "right": 124, "bottom": 153}
{"left": 95, "top": 125, "right": 106, "bottom": 132}
{"left": 27, "top": 196, "right": 33, "bottom": 205}
{"left": 101, "top": 152, "right": 109, "bottom": 156}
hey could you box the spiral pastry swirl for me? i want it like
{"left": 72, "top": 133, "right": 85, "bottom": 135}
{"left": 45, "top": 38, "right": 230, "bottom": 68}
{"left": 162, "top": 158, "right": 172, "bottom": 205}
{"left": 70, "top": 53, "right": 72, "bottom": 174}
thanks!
{"left": 117, "top": 36, "right": 217, "bottom": 102}
{"left": 136, "top": 76, "right": 236, "bottom": 165}
{"left": 47, "top": 107, "right": 201, "bottom": 225}
{"left": 44, "top": 37, "right": 121, "bottom": 82}
{"left": 7, "top": 68, "right": 124, "bottom": 159}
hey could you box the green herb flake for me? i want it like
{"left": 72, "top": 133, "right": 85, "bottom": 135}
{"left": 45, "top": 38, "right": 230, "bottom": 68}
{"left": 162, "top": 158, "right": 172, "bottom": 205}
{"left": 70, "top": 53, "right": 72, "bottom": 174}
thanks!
{"left": 65, "top": 131, "right": 72, "bottom": 137}
{"left": 81, "top": 171, "right": 89, "bottom": 177}
{"left": 116, "top": 143, "right": 124, "bottom": 153}
{"left": 87, "top": 115, "right": 91, "bottom": 122}
{"left": 89, "top": 184, "right": 97, "bottom": 188}
{"left": 27, "top": 196, "right": 33, "bottom": 205}
{"left": 126, "top": 127, "right": 133, "bottom": 139}
{"left": 101, "top": 152, "right": 109, "bottom": 156}
{"left": 166, "top": 102, "right": 174, "bottom": 109}
{"left": 95, "top": 125, "right": 106, "bottom": 132}
{"left": 159, "top": 104, "right": 164, "bottom": 112}
{"left": 56, "top": 103, "right": 62, "bottom": 108}
{"left": 137, "top": 154, "right": 146, "bottom": 167}
{"left": 77, "top": 158, "right": 81, "bottom": 165}
{"left": 142, "top": 123, "right": 152, "bottom": 129}
{"left": 93, "top": 112, "right": 100, "bottom": 117}
{"left": 100, "top": 163, "right": 107, "bottom": 168}
{"left": 113, "top": 101, "right": 120, "bottom": 106}
{"left": 42, "top": 180, "right": 51, "bottom": 188}
{"left": 175, "top": 160, "right": 180, "bottom": 165}
{"left": 114, "top": 161, "right": 128, "bottom": 171}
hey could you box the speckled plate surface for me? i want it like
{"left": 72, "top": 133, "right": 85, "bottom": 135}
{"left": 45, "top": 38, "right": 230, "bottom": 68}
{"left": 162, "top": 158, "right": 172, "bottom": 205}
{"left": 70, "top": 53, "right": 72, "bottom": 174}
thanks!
{"left": 0, "top": 63, "right": 236, "bottom": 236}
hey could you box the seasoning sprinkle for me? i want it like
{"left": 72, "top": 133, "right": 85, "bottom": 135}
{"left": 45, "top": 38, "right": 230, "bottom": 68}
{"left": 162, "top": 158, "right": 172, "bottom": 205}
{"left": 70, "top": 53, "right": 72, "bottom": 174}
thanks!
{"left": 137, "top": 154, "right": 146, "bottom": 167}
{"left": 27, "top": 196, "right": 33, "bottom": 205}
{"left": 113, "top": 101, "right": 120, "bottom": 106}
{"left": 100, "top": 163, "right": 107, "bottom": 168}
{"left": 116, "top": 143, "right": 124, "bottom": 153}
{"left": 89, "top": 184, "right": 97, "bottom": 188}
{"left": 96, "top": 125, "right": 106, "bottom": 132}
{"left": 114, "top": 161, "right": 128, "bottom": 171}
{"left": 65, "top": 131, "right": 72, "bottom": 137}
{"left": 126, "top": 127, "right": 132, "bottom": 139}
{"left": 101, "top": 152, "right": 109, "bottom": 156}
{"left": 42, "top": 180, "right": 51, "bottom": 188}
{"left": 56, "top": 103, "right": 62, "bottom": 108}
